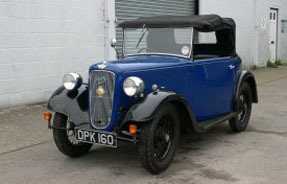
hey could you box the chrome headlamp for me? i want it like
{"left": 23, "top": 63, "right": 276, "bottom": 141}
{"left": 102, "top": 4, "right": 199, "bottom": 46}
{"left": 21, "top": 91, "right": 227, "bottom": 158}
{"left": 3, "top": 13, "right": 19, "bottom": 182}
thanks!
{"left": 63, "top": 73, "right": 82, "bottom": 91}
{"left": 123, "top": 77, "right": 145, "bottom": 96}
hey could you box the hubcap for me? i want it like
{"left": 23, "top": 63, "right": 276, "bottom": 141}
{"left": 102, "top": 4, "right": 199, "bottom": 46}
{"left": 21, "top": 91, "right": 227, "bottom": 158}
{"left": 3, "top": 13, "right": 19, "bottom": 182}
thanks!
{"left": 153, "top": 117, "right": 174, "bottom": 161}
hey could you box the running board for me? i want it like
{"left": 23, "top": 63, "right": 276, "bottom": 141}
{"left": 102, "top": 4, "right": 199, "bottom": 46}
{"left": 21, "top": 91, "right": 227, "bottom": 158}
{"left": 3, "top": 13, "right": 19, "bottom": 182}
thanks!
{"left": 197, "top": 112, "right": 237, "bottom": 132}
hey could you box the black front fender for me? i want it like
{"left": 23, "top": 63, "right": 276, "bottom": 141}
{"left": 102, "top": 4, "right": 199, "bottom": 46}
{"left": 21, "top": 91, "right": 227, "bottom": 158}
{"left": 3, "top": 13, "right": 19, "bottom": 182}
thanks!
{"left": 47, "top": 86, "right": 89, "bottom": 126}
{"left": 120, "top": 91, "right": 198, "bottom": 131}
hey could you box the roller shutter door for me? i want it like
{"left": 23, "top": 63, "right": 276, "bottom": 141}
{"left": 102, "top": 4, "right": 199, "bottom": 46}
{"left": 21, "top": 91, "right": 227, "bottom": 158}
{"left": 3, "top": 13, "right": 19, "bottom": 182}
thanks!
{"left": 115, "top": 0, "right": 198, "bottom": 55}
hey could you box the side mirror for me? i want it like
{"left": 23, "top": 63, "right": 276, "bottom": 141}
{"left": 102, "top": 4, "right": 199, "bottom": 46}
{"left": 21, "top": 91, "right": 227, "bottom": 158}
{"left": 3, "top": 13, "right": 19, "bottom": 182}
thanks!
{"left": 110, "top": 38, "right": 120, "bottom": 59}
{"left": 110, "top": 38, "right": 117, "bottom": 48}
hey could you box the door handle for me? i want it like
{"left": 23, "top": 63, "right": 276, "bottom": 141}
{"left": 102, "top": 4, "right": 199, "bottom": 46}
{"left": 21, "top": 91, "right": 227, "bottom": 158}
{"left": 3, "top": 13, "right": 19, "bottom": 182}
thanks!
{"left": 271, "top": 41, "right": 274, "bottom": 44}
{"left": 228, "top": 65, "right": 235, "bottom": 70}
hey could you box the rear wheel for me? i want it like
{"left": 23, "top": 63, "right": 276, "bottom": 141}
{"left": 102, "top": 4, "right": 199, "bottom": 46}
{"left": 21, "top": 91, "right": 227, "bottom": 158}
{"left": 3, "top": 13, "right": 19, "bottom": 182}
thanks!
{"left": 229, "top": 82, "right": 252, "bottom": 132}
{"left": 53, "top": 113, "right": 92, "bottom": 157}
{"left": 139, "top": 104, "right": 180, "bottom": 174}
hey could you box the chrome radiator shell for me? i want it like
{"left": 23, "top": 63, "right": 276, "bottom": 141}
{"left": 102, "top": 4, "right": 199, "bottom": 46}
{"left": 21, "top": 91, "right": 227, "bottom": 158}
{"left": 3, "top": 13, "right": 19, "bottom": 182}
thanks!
{"left": 89, "top": 70, "right": 115, "bottom": 128}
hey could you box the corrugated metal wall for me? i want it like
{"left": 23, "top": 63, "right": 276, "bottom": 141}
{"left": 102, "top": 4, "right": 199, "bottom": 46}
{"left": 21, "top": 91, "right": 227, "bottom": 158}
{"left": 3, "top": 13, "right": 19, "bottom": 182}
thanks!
{"left": 115, "top": 0, "right": 197, "bottom": 55}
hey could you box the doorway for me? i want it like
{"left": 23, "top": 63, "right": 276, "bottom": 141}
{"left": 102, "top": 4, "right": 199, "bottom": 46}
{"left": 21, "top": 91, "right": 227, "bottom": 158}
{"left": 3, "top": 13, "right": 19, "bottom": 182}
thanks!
{"left": 269, "top": 8, "right": 278, "bottom": 62}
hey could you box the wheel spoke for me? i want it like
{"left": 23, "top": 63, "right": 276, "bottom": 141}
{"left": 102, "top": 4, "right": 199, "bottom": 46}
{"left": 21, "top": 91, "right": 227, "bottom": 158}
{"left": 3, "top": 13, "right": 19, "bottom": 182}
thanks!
{"left": 238, "top": 94, "right": 248, "bottom": 123}
{"left": 153, "top": 116, "right": 174, "bottom": 161}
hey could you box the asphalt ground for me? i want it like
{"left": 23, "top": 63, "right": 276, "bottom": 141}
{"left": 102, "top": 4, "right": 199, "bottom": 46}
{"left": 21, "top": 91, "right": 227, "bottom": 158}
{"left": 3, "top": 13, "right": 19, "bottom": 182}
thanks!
{"left": 0, "top": 66, "right": 287, "bottom": 184}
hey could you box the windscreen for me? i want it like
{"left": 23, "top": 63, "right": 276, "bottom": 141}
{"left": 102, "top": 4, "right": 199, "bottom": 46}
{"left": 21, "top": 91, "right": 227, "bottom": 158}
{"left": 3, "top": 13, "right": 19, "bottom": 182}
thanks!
{"left": 124, "top": 28, "right": 193, "bottom": 57}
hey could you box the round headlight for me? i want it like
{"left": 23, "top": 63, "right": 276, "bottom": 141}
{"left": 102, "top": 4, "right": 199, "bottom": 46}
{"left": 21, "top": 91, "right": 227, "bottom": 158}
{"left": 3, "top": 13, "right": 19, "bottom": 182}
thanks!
{"left": 123, "top": 77, "right": 145, "bottom": 96}
{"left": 63, "top": 73, "right": 82, "bottom": 91}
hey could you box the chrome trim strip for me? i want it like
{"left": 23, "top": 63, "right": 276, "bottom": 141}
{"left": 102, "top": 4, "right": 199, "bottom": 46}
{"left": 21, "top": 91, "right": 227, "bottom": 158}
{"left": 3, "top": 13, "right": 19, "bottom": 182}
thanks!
{"left": 125, "top": 53, "right": 191, "bottom": 59}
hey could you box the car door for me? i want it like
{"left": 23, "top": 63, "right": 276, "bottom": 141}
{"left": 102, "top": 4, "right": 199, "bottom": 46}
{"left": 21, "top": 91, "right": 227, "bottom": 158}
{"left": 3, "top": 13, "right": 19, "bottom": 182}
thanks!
{"left": 187, "top": 57, "right": 237, "bottom": 122}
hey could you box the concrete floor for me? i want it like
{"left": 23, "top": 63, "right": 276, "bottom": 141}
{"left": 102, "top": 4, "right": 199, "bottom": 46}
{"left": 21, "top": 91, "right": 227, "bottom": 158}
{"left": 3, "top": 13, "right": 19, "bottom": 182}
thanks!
{"left": 0, "top": 66, "right": 287, "bottom": 184}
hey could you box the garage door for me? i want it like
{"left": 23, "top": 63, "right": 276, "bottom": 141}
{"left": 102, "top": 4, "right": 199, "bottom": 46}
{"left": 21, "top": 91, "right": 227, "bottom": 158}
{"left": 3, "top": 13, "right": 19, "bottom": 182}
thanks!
{"left": 115, "top": 0, "right": 198, "bottom": 55}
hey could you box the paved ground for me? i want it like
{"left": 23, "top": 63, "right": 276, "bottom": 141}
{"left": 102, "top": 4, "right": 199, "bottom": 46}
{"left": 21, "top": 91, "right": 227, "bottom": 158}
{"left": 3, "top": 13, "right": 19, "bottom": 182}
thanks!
{"left": 0, "top": 66, "right": 287, "bottom": 184}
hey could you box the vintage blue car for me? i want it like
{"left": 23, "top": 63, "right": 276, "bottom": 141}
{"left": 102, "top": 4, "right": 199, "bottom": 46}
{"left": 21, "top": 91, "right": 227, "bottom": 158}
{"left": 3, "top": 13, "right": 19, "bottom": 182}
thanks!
{"left": 45, "top": 15, "right": 258, "bottom": 174}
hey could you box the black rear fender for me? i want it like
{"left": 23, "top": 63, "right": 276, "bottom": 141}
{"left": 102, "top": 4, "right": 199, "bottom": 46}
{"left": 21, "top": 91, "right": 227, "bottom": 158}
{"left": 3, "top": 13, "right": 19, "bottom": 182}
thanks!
{"left": 235, "top": 70, "right": 258, "bottom": 104}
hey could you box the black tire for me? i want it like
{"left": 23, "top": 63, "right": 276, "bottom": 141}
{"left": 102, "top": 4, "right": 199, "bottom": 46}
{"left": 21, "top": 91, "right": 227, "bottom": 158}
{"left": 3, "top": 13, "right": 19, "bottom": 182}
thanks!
{"left": 139, "top": 103, "right": 180, "bottom": 174}
{"left": 229, "top": 82, "right": 252, "bottom": 132}
{"left": 53, "top": 113, "right": 92, "bottom": 157}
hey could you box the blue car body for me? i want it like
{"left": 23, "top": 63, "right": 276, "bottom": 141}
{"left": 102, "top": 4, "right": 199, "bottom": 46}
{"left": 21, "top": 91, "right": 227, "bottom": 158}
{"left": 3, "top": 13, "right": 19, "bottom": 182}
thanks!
{"left": 87, "top": 54, "right": 241, "bottom": 132}
{"left": 48, "top": 54, "right": 257, "bottom": 134}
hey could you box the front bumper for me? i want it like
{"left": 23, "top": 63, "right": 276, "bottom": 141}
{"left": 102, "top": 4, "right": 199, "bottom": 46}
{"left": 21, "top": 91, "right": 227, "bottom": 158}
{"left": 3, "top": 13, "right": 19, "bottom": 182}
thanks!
{"left": 48, "top": 118, "right": 138, "bottom": 145}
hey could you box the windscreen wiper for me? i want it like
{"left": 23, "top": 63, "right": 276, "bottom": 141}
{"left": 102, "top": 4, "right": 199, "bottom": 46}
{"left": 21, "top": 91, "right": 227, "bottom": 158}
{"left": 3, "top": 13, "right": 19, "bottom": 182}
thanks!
{"left": 136, "top": 25, "right": 147, "bottom": 49}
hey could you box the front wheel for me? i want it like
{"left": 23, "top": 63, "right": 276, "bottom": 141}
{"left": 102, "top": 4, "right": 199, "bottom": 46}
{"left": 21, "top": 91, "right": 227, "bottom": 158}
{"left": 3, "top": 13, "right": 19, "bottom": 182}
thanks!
{"left": 139, "top": 104, "right": 180, "bottom": 174}
{"left": 53, "top": 113, "right": 92, "bottom": 157}
{"left": 229, "top": 82, "right": 252, "bottom": 132}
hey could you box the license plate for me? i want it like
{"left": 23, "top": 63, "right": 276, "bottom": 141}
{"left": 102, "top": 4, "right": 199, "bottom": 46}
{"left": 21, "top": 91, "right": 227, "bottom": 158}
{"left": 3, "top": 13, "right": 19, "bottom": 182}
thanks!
{"left": 75, "top": 128, "right": 117, "bottom": 148}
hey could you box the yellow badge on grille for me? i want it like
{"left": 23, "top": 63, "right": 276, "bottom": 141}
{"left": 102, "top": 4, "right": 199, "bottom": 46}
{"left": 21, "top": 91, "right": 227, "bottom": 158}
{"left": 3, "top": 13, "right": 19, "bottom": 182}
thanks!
{"left": 96, "top": 87, "right": 105, "bottom": 97}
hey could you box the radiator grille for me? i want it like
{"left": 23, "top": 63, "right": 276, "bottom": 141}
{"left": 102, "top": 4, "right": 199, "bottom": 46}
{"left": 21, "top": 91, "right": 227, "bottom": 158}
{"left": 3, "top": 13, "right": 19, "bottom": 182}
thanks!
{"left": 89, "top": 71, "right": 115, "bottom": 128}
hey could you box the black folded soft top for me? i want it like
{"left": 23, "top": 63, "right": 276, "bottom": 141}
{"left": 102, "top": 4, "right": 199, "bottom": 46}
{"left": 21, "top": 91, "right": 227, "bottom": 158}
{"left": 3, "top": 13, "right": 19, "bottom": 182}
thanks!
{"left": 119, "top": 14, "right": 235, "bottom": 32}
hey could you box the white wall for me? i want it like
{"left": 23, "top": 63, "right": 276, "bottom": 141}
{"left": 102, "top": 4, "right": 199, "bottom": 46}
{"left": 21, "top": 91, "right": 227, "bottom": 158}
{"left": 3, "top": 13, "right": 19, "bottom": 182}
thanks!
{"left": 200, "top": 0, "right": 256, "bottom": 67}
{"left": 200, "top": 0, "right": 287, "bottom": 67}
{"left": 269, "top": 0, "right": 287, "bottom": 64}
{"left": 0, "top": 0, "right": 115, "bottom": 108}
{"left": 253, "top": 0, "right": 287, "bottom": 66}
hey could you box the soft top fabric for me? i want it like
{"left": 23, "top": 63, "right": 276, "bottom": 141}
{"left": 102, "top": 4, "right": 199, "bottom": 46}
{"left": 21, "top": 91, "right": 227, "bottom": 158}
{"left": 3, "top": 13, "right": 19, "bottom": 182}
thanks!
{"left": 119, "top": 14, "right": 235, "bottom": 32}
{"left": 119, "top": 15, "right": 237, "bottom": 56}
